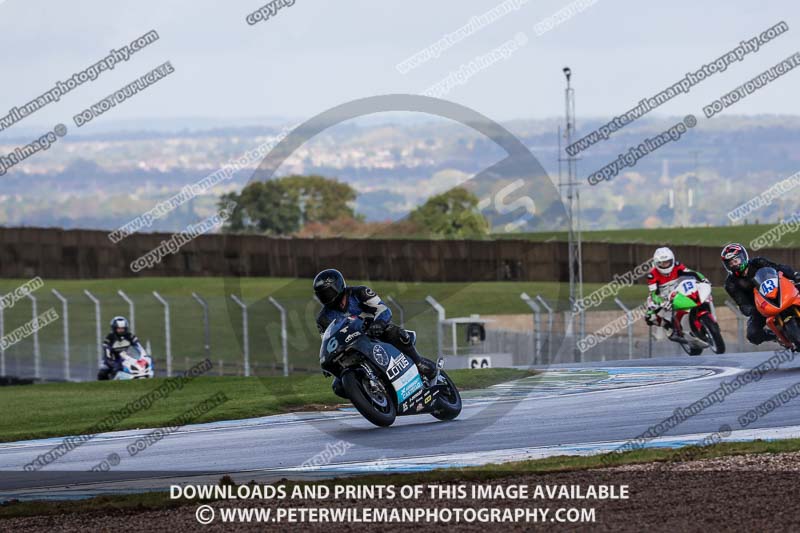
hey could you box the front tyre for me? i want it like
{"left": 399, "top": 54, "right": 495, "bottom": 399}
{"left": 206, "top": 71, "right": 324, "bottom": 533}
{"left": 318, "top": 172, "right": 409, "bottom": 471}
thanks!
{"left": 432, "top": 370, "right": 462, "bottom": 421}
{"left": 699, "top": 315, "right": 726, "bottom": 354}
{"left": 783, "top": 318, "right": 800, "bottom": 350}
{"left": 342, "top": 368, "right": 396, "bottom": 427}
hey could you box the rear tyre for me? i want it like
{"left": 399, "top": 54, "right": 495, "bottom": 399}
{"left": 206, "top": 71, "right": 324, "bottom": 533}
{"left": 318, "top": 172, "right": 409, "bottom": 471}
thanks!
{"left": 679, "top": 342, "right": 703, "bottom": 356}
{"left": 342, "top": 368, "right": 396, "bottom": 427}
{"left": 699, "top": 315, "right": 726, "bottom": 354}
{"left": 432, "top": 370, "right": 462, "bottom": 421}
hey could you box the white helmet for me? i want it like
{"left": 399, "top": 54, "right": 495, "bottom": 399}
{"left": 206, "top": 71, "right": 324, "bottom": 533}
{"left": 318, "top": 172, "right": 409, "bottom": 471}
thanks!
{"left": 653, "top": 247, "right": 676, "bottom": 275}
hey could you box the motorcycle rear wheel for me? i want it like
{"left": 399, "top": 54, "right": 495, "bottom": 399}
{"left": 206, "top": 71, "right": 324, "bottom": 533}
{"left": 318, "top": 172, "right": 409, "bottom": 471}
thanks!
{"left": 681, "top": 343, "right": 704, "bottom": 356}
{"left": 342, "top": 367, "right": 396, "bottom": 427}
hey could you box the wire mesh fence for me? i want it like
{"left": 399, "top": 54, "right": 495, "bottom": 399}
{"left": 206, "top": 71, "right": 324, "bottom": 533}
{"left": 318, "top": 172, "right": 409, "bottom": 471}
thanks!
{"left": 0, "top": 288, "right": 764, "bottom": 381}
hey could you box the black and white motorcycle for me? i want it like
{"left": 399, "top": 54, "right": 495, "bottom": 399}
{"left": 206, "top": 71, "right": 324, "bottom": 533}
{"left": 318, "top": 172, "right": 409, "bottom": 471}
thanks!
{"left": 319, "top": 315, "right": 462, "bottom": 427}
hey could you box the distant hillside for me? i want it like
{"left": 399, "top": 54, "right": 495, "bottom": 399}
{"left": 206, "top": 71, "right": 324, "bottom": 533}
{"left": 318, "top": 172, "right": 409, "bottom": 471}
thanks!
{"left": 1, "top": 115, "right": 798, "bottom": 232}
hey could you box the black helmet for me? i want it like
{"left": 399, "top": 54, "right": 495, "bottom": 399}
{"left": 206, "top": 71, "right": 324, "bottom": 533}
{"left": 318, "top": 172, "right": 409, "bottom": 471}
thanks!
{"left": 313, "top": 269, "right": 346, "bottom": 305}
{"left": 110, "top": 316, "right": 129, "bottom": 335}
{"left": 721, "top": 243, "right": 749, "bottom": 276}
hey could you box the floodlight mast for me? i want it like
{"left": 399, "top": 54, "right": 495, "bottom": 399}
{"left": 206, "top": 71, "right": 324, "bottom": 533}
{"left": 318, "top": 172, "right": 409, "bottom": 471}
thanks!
{"left": 559, "top": 67, "right": 585, "bottom": 348}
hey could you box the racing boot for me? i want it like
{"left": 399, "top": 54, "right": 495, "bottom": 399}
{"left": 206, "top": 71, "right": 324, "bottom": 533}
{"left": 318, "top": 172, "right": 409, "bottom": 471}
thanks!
{"left": 667, "top": 321, "right": 686, "bottom": 343}
{"left": 414, "top": 357, "right": 439, "bottom": 381}
{"left": 397, "top": 332, "right": 438, "bottom": 380}
{"left": 668, "top": 330, "right": 684, "bottom": 343}
{"left": 383, "top": 324, "right": 438, "bottom": 380}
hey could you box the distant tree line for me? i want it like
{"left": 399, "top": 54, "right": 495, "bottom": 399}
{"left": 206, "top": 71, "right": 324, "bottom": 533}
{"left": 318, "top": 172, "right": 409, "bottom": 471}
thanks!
{"left": 218, "top": 175, "right": 489, "bottom": 238}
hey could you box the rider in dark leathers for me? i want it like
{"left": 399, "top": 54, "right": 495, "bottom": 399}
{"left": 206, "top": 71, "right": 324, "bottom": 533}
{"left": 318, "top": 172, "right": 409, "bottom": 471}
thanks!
{"left": 721, "top": 243, "right": 800, "bottom": 345}
{"left": 97, "top": 316, "right": 147, "bottom": 380}
{"left": 314, "top": 268, "right": 438, "bottom": 398}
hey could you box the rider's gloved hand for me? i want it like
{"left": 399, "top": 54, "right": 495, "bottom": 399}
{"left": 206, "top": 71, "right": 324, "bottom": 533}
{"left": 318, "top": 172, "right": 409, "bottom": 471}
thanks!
{"left": 645, "top": 313, "right": 656, "bottom": 326}
{"left": 365, "top": 320, "right": 386, "bottom": 338}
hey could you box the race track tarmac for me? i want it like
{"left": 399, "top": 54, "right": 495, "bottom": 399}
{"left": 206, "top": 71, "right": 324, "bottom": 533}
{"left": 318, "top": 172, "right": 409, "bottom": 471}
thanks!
{"left": 3, "top": 352, "right": 800, "bottom": 500}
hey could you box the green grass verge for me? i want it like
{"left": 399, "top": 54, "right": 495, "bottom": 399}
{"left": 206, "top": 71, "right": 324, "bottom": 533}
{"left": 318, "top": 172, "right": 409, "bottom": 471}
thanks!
{"left": 0, "top": 369, "right": 533, "bottom": 443}
{"left": 3, "top": 437, "right": 799, "bottom": 519}
{"left": 501, "top": 224, "right": 795, "bottom": 247}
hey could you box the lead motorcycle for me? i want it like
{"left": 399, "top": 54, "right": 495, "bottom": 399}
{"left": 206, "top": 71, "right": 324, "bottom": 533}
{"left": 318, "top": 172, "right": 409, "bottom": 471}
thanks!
{"left": 753, "top": 267, "right": 800, "bottom": 349}
{"left": 319, "top": 315, "right": 462, "bottom": 427}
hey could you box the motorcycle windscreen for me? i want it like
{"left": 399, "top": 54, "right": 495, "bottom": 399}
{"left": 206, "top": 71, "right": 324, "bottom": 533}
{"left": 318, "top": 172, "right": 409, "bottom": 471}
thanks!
{"left": 385, "top": 354, "right": 423, "bottom": 403}
{"left": 754, "top": 267, "right": 780, "bottom": 299}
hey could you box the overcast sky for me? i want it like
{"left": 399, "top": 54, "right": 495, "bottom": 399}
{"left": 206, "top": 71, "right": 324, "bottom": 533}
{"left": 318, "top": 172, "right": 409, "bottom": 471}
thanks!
{"left": 1, "top": 0, "right": 798, "bottom": 133}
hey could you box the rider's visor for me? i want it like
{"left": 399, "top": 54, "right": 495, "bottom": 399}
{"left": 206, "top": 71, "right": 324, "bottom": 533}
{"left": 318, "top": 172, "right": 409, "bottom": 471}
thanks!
{"left": 656, "top": 259, "right": 674, "bottom": 269}
{"left": 315, "top": 285, "right": 340, "bottom": 305}
{"left": 726, "top": 256, "right": 743, "bottom": 269}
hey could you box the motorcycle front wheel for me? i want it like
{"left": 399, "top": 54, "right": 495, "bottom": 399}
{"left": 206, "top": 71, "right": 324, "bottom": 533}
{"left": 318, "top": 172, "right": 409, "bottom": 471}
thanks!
{"left": 782, "top": 317, "right": 800, "bottom": 350}
{"left": 431, "top": 370, "right": 462, "bottom": 421}
{"left": 699, "top": 315, "right": 726, "bottom": 354}
{"left": 342, "top": 366, "right": 396, "bottom": 427}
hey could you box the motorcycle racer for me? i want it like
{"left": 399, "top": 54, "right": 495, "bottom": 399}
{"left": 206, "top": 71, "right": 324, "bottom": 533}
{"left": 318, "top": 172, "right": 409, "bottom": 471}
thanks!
{"left": 644, "top": 247, "right": 707, "bottom": 341}
{"left": 97, "top": 316, "right": 147, "bottom": 380}
{"left": 721, "top": 243, "right": 800, "bottom": 345}
{"left": 313, "top": 268, "right": 438, "bottom": 398}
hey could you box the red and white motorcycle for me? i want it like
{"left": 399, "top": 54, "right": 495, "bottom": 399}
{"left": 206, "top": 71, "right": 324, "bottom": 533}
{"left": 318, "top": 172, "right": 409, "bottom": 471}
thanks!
{"left": 665, "top": 277, "right": 726, "bottom": 356}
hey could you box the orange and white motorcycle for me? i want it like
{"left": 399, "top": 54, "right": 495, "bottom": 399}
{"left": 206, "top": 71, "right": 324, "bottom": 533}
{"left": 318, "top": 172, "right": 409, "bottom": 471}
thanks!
{"left": 753, "top": 267, "right": 800, "bottom": 350}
